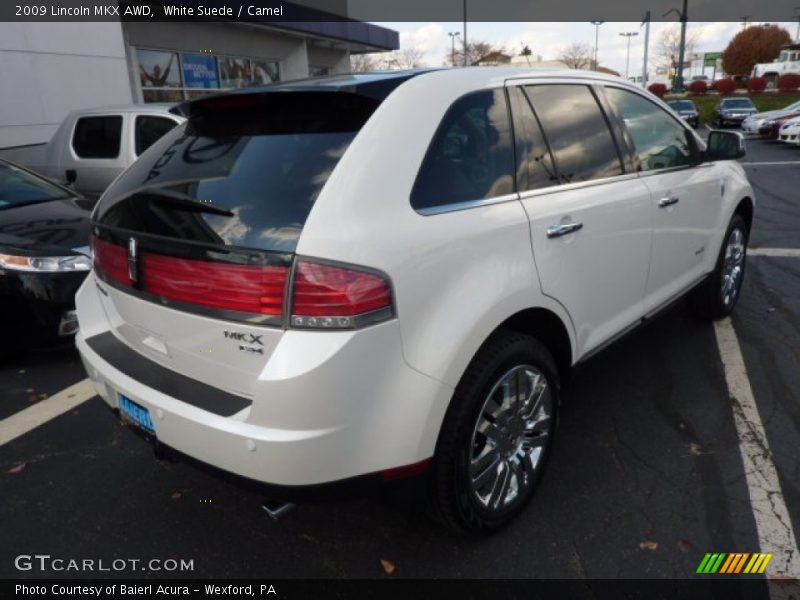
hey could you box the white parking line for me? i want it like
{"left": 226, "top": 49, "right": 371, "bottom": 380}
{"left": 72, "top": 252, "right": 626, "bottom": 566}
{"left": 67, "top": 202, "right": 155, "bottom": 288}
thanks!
{"left": 749, "top": 248, "right": 800, "bottom": 258}
{"left": 0, "top": 379, "right": 95, "bottom": 447}
{"left": 740, "top": 161, "right": 800, "bottom": 166}
{"left": 714, "top": 318, "right": 800, "bottom": 578}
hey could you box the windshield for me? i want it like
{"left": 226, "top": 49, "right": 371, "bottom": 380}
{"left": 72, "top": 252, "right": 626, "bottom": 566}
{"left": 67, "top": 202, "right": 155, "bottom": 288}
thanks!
{"left": 722, "top": 99, "right": 755, "bottom": 109}
{"left": 0, "top": 162, "right": 71, "bottom": 209}
{"left": 669, "top": 101, "right": 696, "bottom": 111}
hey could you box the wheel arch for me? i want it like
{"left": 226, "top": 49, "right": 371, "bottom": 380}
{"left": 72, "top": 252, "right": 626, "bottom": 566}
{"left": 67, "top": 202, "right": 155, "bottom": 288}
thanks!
{"left": 490, "top": 307, "right": 574, "bottom": 387}
{"left": 735, "top": 196, "right": 754, "bottom": 234}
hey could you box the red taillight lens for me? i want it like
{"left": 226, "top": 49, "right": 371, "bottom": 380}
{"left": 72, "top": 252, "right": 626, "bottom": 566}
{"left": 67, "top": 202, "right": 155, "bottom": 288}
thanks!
{"left": 91, "top": 236, "right": 288, "bottom": 318}
{"left": 92, "top": 236, "right": 132, "bottom": 287}
{"left": 141, "top": 253, "right": 287, "bottom": 316}
{"left": 290, "top": 261, "right": 393, "bottom": 328}
{"left": 91, "top": 236, "right": 392, "bottom": 329}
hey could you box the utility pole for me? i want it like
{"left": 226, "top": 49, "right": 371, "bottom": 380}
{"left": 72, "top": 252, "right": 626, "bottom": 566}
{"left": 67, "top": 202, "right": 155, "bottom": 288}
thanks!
{"left": 795, "top": 7, "right": 800, "bottom": 43}
{"left": 740, "top": 15, "right": 751, "bottom": 30}
{"left": 448, "top": 32, "right": 460, "bottom": 66}
{"left": 463, "top": 0, "right": 468, "bottom": 66}
{"left": 641, "top": 11, "right": 651, "bottom": 88}
{"left": 619, "top": 32, "right": 639, "bottom": 80}
{"left": 590, "top": 21, "right": 604, "bottom": 70}
{"left": 664, "top": 0, "right": 689, "bottom": 93}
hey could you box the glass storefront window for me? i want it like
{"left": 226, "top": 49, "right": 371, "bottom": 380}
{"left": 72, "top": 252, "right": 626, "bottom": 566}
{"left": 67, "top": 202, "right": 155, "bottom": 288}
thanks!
{"left": 137, "top": 48, "right": 281, "bottom": 103}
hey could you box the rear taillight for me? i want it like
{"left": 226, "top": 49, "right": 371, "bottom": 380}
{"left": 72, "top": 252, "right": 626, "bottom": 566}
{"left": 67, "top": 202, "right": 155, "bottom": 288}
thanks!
{"left": 290, "top": 261, "right": 393, "bottom": 329}
{"left": 141, "top": 254, "right": 288, "bottom": 317}
{"left": 92, "top": 236, "right": 132, "bottom": 287}
{"left": 91, "top": 236, "right": 393, "bottom": 330}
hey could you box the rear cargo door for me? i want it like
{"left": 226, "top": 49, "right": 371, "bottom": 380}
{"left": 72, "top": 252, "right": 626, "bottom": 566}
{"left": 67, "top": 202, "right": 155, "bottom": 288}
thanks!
{"left": 89, "top": 91, "right": 380, "bottom": 398}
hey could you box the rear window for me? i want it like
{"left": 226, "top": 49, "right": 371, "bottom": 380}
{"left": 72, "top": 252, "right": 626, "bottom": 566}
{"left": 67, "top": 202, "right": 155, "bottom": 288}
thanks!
{"left": 73, "top": 115, "right": 123, "bottom": 159}
{"left": 94, "top": 92, "right": 380, "bottom": 253}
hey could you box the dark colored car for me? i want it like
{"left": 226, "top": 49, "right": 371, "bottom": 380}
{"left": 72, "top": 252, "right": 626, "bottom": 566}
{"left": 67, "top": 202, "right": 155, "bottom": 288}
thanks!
{"left": 757, "top": 111, "right": 800, "bottom": 139}
{"left": 667, "top": 99, "right": 700, "bottom": 128}
{"left": 713, "top": 97, "right": 758, "bottom": 128}
{"left": 0, "top": 159, "right": 93, "bottom": 358}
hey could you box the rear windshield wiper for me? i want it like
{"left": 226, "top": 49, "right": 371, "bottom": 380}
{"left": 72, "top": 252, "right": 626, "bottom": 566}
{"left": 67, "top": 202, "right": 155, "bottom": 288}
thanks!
{"left": 146, "top": 188, "right": 234, "bottom": 217}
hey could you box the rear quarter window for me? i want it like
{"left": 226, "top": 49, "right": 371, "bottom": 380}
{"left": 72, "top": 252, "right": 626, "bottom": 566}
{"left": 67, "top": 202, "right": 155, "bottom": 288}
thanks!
{"left": 411, "top": 89, "right": 514, "bottom": 211}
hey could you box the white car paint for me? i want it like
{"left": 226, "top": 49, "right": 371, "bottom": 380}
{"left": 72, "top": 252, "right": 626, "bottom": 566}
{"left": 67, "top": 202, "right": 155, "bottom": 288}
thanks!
{"left": 75, "top": 68, "right": 755, "bottom": 488}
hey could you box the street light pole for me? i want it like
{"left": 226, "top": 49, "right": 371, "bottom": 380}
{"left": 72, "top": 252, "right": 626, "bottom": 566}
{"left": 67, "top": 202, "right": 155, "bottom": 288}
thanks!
{"left": 619, "top": 32, "right": 639, "bottom": 80}
{"left": 590, "top": 21, "right": 604, "bottom": 69}
{"left": 641, "top": 11, "right": 651, "bottom": 88}
{"left": 448, "top": 32, "right": 460, "bottom": 67}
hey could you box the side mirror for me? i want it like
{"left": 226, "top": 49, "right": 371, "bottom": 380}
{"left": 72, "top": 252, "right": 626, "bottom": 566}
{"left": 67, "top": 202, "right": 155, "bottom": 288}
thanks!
{"left": 706, "top": 130, "right": 745, "bottom": 161}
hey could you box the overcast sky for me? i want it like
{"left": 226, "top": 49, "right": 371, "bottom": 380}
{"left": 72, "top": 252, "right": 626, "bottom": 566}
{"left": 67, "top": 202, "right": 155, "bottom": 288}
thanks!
{"left": 377, "top": 21, "right": 799, "bottom": 77}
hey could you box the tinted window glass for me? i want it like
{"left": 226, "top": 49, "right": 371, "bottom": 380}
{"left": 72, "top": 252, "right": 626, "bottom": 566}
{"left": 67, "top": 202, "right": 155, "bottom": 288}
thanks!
{"left": 0, "top": 163, "right": 70, "bottom": 208}
{"left": 411, "top": 89, "right": 513, "bottom": 210}
{"left": 72, "top": 116, "right": 122, "bottom": 159}
{"left": 135, "top": 116, "right": 178, "bottom": 156}
{"left": 508, "top": 87, "right": 558, "bottom": 192}
{"left": 524, "top": 85, "right": 623, "bottom": 184}
{"left": 95, "top": 92, "right": 380, "bottom": 253}
{"left": 721, "top": 98, "right": 755, "bottom": 109}
{"left": 605, "top": 87, "right": 693, "bottom": 171}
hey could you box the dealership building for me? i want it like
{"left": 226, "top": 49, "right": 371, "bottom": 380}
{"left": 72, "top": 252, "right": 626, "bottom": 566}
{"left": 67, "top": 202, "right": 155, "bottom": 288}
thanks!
{"left": 0, "top": 19, "right": 398, "bottom": 149}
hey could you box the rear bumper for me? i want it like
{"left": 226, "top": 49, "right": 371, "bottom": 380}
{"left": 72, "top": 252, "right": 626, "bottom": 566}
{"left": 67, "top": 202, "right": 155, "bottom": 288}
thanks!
{"left": 75, "top": 277, "right": 452, "bottom": 489}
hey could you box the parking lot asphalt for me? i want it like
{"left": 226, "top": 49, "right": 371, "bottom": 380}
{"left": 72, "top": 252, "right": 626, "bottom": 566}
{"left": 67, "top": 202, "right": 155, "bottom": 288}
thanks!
{"left": 1, "top": 137, "right": 798, "bottom": 583}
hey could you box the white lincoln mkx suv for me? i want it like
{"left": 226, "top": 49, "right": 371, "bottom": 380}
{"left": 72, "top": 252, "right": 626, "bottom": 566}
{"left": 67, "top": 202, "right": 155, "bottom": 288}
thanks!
{"left": 76, "top": 69, "right": 754, "bottom": 533}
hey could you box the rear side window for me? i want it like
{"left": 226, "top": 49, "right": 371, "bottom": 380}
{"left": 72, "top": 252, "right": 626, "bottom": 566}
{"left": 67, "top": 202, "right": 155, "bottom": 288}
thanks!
{"left": 72, "top": 116, "right": 122, "bottom": 159}
{"left": 524, "top": 85, "right": 623, "bottom": 184}
{"left": 95, "top": 92, "right": 380, "bottom": 253}
{"left": 605, "top": 87, "right": 693, "bottom": 171}
{"left": 135, "top": 116, "right": 178, "bottom": 156}
{"left": 507, "top": 86, "right": 557, "bottom": 193}
{"left": 411, "top": 89, "right": 514, "bottom": 211}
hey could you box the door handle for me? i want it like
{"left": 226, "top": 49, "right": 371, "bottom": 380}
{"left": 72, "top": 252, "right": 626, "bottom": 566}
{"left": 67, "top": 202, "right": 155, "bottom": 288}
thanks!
{"left": 546, "top": 222, "right": 583, "bottom": 238}
{"left": 658, "top": 195, "right": 679, "bottom": 208}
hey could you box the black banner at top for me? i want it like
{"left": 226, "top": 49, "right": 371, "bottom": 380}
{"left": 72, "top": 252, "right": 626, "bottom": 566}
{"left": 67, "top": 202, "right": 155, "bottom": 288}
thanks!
{"left": 1, "top": 0, "right": 799, "bottom": 22}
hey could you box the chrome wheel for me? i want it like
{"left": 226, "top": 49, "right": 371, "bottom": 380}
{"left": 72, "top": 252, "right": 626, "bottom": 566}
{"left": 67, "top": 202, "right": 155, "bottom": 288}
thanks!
{"left": 468, "top": 365, "right": 553, "bottom": 511}
{"left": 720, "top": 227, "right": 746, "bottom": 308}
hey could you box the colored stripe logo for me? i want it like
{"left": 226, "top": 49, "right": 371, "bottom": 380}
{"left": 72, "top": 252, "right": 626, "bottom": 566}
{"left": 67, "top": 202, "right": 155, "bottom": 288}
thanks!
{"left": 696, "top": 553, "right": 773, "bottom": 574}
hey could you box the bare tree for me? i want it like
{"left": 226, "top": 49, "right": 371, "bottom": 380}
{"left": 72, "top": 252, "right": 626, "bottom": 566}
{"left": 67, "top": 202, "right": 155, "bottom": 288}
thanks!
{"left": 350, "top": 53, "right": 380, "bottom": 73}
{"left": 558, "top": 42, "right": 594, "bottom": 69}
{"left": 656, "top": 27, "right": 699, "bottom": 74}
{"left": 444, "top": 40, "right": 506, "bottom": 66}
{"left": 384, "top": 48, "right": 426, "bottom": 70}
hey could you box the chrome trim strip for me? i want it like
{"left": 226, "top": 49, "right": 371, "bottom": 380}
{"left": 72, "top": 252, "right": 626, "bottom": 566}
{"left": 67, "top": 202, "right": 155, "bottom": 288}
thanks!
{"left": 517, "top": 172, "right": 640, "bottom": 200}
{"left": 416, "top": 193, "right": 520, "bottom": 216}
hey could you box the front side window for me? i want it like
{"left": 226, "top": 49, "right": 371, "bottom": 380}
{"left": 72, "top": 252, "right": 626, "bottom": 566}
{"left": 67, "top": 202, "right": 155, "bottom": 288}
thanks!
{"left": 135, "top": 116, "right": 179, "bottom": 156}
{"left": 604, "top": 87, "right": 693, "bottom": 171}
{"left": 72, "top": 116, "right": 123, "bottom": 159}
{"left": 411, "top": 89, "right": 514, "bottom": 211}
{"left": 524, "top": 85, "right": 623, "bottom": 184}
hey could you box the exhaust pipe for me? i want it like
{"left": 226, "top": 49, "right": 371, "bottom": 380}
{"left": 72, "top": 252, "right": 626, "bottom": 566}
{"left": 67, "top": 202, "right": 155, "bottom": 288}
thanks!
{"left": 261, "top": 500, "right": 296, "bottom": 520}
{"left": 58, "top": 310, "right": 79, "bottom": 336}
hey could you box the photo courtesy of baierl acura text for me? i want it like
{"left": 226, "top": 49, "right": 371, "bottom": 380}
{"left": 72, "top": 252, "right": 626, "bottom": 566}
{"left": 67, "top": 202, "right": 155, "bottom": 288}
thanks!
{"left": 1, "top": 0, "right": 799, "bottom": 598}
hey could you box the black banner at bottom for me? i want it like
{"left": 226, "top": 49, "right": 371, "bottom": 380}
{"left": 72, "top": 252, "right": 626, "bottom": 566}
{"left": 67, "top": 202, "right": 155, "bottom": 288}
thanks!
{"left": 4, "top": 578, "right": 800, "bottom": 600}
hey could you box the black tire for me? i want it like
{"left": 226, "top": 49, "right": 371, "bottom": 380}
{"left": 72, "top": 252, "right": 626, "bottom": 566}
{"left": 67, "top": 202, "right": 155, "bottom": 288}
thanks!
{"left": 428, "top": 329, "right": 560, "bottom": 535}
{"left": 690, "top": 213, "right": 749, "bottom": 320}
